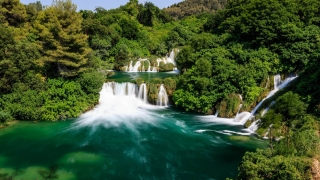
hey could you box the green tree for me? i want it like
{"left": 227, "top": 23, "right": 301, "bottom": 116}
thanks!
{"left": 34, "top": 0, "right": 91, "bottom": 77}
{"left": 0, "top": 0, "right": 27, "bottom": 27}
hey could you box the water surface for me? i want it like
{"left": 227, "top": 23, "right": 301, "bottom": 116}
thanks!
{"left": 0, "top": 108, "right": 265, "bottom": 179}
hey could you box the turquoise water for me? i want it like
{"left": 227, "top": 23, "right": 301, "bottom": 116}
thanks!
{"left": 107, "top": 71, "right": 179, "bottom": 82}
{"left": 0, "top": 109, "right": 265, "bottom": 179}
{"left": 0, "top": 72, "right": 266, "bottom": 179}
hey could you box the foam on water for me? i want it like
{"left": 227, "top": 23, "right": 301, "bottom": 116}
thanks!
{"left": 75, "top": 82, "right": 161, "bottom": 130}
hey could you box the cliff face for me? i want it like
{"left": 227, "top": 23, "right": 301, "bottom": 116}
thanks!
{"left": 164, "top": 0, "right": 228, "bottom": 20}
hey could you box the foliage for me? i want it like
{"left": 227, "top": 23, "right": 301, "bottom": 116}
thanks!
{"left": 0, "top": 111, "right": 12, "bottom": 125}
{"left": 77, "top": 71, "right": 105, "bottom": 94}
{"left": 238, "top": 149, "right": 311, "bottom": 180}
{"left": 164, "top": 0, "right": 227, "bottom": 20}
{"left": 218, "top": 94, "right": 241, "bottom": 118}
{"left": 34, "top": 0, "right": 91, "bottom": 77}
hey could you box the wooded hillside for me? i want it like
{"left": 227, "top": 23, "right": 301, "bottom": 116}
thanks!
{"left": 164, "top": 0, "right": 227, "bottom": 20}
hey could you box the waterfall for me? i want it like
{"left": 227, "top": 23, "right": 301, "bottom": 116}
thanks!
{"left": 251, "top": 74, "right": 285, "bottom": 114}
{"left": 248, "top": 120, "right": 260, "bottom": 132}
{"left": 101, "top": 82, "right": 150, "bottom": 103}
{"left": 128, "top": 61, "right": 133, "bottom": 71}
{"left": 152, "top": 67, "right": 157, "bottom": 72}
{"left": 157, "top": 84, "right": 169, "bottom": 107}
{"left": 214, "top": 111, "right": 219, "bottom": 117}
{"left": 157, "top": 58, "right": 162, "bottom": 66}
{"left": 125, "top": 49, "right": 178, "bottom": 72}
{"left": 138, "top": 83, "right": 148, "bottom": 103}
{"left": 274, "top": 74, "right": 281, "bottom": 89}
{"left": 132, "top": 61, "right": 141, "bottom": 72}
{"left": 112, "top": 82, "right": 138, "bottom": 97}
{"left": 233, "top": 74, "right": 297, "bottom": 126}
{"left": 265, "top": 76, "right": 269, "bottom": 88}
{"left": 236, "top": 104, "right": 243, "bottom": 115}
{"left": 146, "top": 60, "right": 151, "bottom": 72}
{"left": 167, "top": 49, "right": 176, "bottom": 66}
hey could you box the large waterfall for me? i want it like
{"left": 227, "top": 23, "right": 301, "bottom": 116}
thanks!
{"left": 76, "top": 82, "right": 166, "bottom": 128}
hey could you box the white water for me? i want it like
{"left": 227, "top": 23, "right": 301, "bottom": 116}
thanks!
{"left": 132, "top": 61, "right": 141, "bottom": 72}
{"left": 76, "top": 82, "right": 160, "bottom": 129}
{"left": 199, "top": 74, "right": 297, "bottom": 133}
{"left": 126, "top": 49, "right": 177, "bottom": 72}
{"left": 236, "top": 104, "right": 243, "bottom": 115}
{"left": 157, "top": 84, "right": 169, "bottom": 107}
{"left": 251, "top": 74, "right": 297, "bottom": 115}
{"left": 138, "top": 83, "right": 148, "bottom": 103}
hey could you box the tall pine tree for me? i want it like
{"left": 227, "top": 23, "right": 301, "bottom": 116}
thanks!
{"left": 34, "top": 0, "right": 91, "bottom": 77}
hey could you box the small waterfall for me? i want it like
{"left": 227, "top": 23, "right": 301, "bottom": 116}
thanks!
{"left": 157, "top": 84, "right": 169, "bottom": 107}
{"left": 265, "top": 76, "right": 269, "bottom": 88}
{"left": 138, "top": 83, "right": 148, "bottom": 103}
{"left": 214, "top": 111, "right": 219, "bottom": 117}
{"left": 125, "top": 49, "right": 178, "bottom": 72}
{"left": 248, "top": 120, "right": 260, "bottom": 132}
{"left": 247, "top": 101, "right": 275, "bottom": 133}
{"left": 157, "top": 58, "right": 162, "bottom": 66}
{"left": 167, "top": 49, "right": 176, "bottom": 65}
{"left": 233, "top": 112, "right": 253, "bottom": 124}
{"left": 236, "top": 104, "right": 243, "bottom": 115}
{"left": 233, "top": 74, "right": 297, "bottom": 127}
{"left": 146, "top": 60, "right": 151, "bottom": 72}
{"left": 128, "top": 61, "right": 133, "bottom": 71}
{"left": 274, "top": 74, "right": 281, "bottom": 89}
{"left": 132, "top": 61, "right": 141, "bottom": 72}
{"left": 152, "top": 67, "right": 157, "bottom": 72}
{"left": 251, "top": 74, "right": 285, "bottom": 114}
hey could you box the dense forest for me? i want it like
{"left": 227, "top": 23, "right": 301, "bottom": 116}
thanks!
{"left": 1, "top": 0, "right": 320, "bottom": 179}
{"left": 164, "top": 0, "right": 227, "bottom": 20}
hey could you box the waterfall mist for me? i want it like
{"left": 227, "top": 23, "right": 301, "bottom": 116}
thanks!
{"left": 75, "top": 82, "right": 160, "bottom": 130}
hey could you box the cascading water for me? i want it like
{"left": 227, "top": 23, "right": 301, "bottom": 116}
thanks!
{"left": 152, "top": 65, "right": 157, "bottom": 72}
{"left": 250, "top": 74, "right": 292, "bottom": 115}
{"left": 76, "top": 82, "right": 158, "bottom": 128}
{"left": 157, "top": 84, "right": 169, "bottom": 107}
{"left": 132, "top": 61, "right": 141, "bottom": 72}
{"left": 167, "top": 49, "right": 176, "bottom": 65}
{"left": 128, "top": 61, "right": 133, "bottom": 72}
{"left": 236, "top": 104, "right": 243, "bottom": 115}
{"left": 138, "top": 83, "right": 148, "bottom": 103}
{"left": 233, "top": 74, "right": 297, "bottom": 134}
{"left": 201, "top": 74, "right": 297, "bottom": 132}
{"left": 126, "top": 49, "right": 177, "bottom": 72}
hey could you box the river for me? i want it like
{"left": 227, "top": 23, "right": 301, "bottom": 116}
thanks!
{"left": 0, "top": 72, "right": 266, "bottom": 180}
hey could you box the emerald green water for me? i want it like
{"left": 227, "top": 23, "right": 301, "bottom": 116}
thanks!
{"left": 107, "top": 71, "right": 179, "bottom": 82}
{"left": 0, "top": 72, "right": 266, "bottom": 180}
{"left": 0, "top": 111, "right": 265, "bottom": 180}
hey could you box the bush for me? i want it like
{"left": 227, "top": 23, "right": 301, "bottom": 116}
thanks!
{"left": 0, "top": 111, "right": 12, "bottom": 125}
{"left": 77, "top": 71, "right": 105, "bottom": 94}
